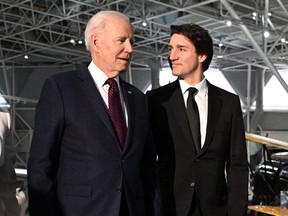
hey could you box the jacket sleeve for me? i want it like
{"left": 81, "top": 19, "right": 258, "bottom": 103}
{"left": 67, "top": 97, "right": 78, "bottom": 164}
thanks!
{"left": 27, "top": 77, "right": 64, "bottom": 216}
{"left": 227, "top": 96, "right": 249, "bottom": 216}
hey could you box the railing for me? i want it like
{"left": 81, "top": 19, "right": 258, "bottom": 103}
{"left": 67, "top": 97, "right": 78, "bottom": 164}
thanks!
{"left": 246, "top": 132, "right": 288, "bottom": 150}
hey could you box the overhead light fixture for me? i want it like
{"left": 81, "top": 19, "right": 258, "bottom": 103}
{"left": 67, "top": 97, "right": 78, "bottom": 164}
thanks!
{"left": 142, "top": 20, "right": 147, "bottom": 27}
{"left": 268, "top": 12, "right": 272, "bottom": 16}
{"left": 226, "top": 20, "right": 232, "bottom": 27}
{"left": 264, "top": 30, "right": 270, "bottom": 38}
{"left": 281, "top": 38, "right": 286, "bottom": 43}
{"left": 252, "top": 12, "right": 257, "bottom": 20}
{"left": 219, "top": 42, "right": 223, "bottom": 47}
{"left": 24, "top": 54, "right": 29, "bottom": 59}
{"left": 78, "top": 40, "right": 83, "bottom": 44}
{"left": 70, "top": 39, "right": 75, "bottom": 44}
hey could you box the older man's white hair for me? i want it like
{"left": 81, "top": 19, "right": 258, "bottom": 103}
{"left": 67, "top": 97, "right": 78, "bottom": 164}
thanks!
{"left": 84, "top": 11, "right": 130, "bottom": 52}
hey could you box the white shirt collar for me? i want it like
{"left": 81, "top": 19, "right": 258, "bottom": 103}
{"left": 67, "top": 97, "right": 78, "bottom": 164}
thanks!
{"left": 88, "top": 61, "right": 120, "bottom": 88}
{"left": 179, "top": 77, "right": 208, "bottom": 95}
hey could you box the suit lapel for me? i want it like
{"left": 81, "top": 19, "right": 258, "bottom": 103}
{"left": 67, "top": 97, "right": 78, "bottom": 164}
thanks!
{"left": 119, "top": 79, "right": 134, "bottom": 153}
{"left": 200, "top": 82, "right": 223, "bottom": 153}
{"left": 77, "top": 68, "right": 119, "bottom": 145}
{"left": 167, "top": 80, "right": 196, "bottom": 152}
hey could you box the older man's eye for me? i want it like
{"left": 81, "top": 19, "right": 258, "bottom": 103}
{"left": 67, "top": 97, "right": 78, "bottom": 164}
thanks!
{"left": 118, "top": 37, "right": 126, "bottom": 43}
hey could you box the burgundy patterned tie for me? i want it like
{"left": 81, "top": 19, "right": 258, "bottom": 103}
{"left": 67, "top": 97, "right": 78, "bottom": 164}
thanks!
{"left": 107, "top": 78, "right": 127, "bottom": 148}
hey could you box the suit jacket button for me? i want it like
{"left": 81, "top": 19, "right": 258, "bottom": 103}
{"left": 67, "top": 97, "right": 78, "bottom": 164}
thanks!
{"left": 117, "top": 186, "right": 122, "bottom": 192}
{"left": 190, "top": 182, "right": 195, "bottom": 187}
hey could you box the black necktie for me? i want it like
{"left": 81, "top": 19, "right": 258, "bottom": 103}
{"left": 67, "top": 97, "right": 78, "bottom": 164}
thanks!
{"left": 107, "top": 78, "right": 127, "bottom": 148}
{"left": 186, "top": 87, "right": 201, "bottom": 153}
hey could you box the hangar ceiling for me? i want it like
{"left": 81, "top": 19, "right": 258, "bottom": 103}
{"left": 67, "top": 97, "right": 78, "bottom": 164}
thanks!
{"left": 1, "top": 0, "right": 288, "bottom": 70}
{"left": 0, "top": 0, "right": 288, "bottom": 167}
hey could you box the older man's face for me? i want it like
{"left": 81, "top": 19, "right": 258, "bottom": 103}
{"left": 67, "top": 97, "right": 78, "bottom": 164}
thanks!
{"left": 94, "top": 17, "right": 134, "bottom": 78}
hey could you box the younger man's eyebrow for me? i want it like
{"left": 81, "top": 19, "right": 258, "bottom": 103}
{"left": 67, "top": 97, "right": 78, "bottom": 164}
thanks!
{"left": 168, "top": 44, "right": 188, "bottom": 48}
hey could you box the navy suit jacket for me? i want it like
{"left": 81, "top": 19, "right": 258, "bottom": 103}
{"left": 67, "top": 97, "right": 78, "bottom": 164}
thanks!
{"left": 147, "top": 79, "right": 248, "bottom": 216}
{"left": 28, "top": 67, "right": 156, "bottom": 216}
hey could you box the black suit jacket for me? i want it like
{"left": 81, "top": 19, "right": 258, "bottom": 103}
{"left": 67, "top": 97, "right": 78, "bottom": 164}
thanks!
{"left": 28, "top": 67, "right": 156, "bottom": 216}
{"left": 147, "top": 79, "right": 248, "bottom": 216}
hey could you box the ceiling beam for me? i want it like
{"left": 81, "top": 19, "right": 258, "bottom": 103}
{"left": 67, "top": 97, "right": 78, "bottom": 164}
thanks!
{"left": 220, "top": 0, "right": 288, "bottom": 93}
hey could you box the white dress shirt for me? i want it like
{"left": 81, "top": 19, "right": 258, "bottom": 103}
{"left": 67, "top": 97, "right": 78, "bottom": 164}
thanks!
{"left": 179, "top": 78, "right": 208, "bottom": 147}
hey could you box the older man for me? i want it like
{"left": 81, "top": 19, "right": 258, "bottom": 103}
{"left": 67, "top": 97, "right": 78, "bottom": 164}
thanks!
{"left": 28, "top": 11, "right": 157, "bottom": 216}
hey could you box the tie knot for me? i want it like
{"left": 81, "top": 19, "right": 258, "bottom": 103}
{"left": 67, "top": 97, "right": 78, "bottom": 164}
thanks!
{"left": 106, "top": 78, "right": 117, "bottom": 86}
{"left": 188, "top": 87, "right": 198, "bottom": 96}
